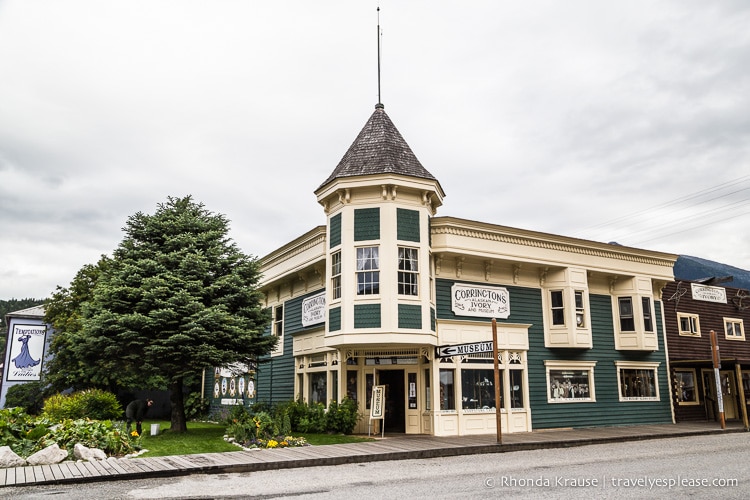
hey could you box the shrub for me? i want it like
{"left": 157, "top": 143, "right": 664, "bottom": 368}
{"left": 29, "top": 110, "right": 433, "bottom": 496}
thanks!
{"left": 39, "top": 418, "right": 137, "bottom": 457}
{"left": 43, "top": 389, "right": 123, "bottom": 421}
{"left": 4, "top": 381, "right": 46, "bottom": 415}
{"left": 325, "top": 397, "right": 360, "bottom": 434}
{"left": 184, "top": 392, "right": 210, "bottom": 420}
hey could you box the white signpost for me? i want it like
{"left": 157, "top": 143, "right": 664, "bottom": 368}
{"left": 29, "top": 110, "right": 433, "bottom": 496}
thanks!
{"left": 302, "top": 291, "right": 326, "bottom": 326}
{"left": 369, "top": 385, "right": 385, "bottom": 438}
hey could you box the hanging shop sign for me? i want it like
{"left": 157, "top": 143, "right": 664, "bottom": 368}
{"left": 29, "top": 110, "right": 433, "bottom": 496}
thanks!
{"left": 451, "top": 283, "right": 510, "bottom": 319}
{"left": 691, "top": 283, "right": 727, "bottom": 304}
{"left": 6, "top": 324, "right": 47, "bottom": 381}
{"left": 302, "top": 291, "right": 326, "bottom": 326}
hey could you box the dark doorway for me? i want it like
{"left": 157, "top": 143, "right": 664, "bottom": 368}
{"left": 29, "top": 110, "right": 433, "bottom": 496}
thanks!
{"left": 379, "top": 370, "right": 405, "bottom": 433}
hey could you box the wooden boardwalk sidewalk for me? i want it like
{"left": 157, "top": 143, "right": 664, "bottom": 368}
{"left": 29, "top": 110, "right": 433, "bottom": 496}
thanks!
{"left": 1, "top": 421, "right": 745, "bottom": 488}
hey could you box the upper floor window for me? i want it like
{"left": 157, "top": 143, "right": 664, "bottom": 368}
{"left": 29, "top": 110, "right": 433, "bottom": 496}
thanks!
{"left": 618, "top": 297, "right": 635, "bottom": 331}
{"left": 397, "top": 247, "right": 418, "bottom": 296}
{"left": 356, "top": 246, "right": 379, "bottom": 295}
{"left": 642, "top": 297, "right": 654, "bottom": 332}
{"left": 273, "top": 304, "right": 283, "bottom": 337}
{"left": 331, "top": 251, "right": 341, "bottom": 300}
{"left": 550, "top": 290, "right": 565, "bottom": 325}
{"left": 678, "top": 313, "right": 700, "bottom": 336}
{"left": 725, "top": 318, "right": 745, "bottom": 340}
{"left": 574, "top": 291, "right": 585, "bottom": 327}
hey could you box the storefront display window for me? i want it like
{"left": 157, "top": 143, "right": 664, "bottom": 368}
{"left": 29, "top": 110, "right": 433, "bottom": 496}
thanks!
{"left": 674, "top": 369, "right": 698, "bottom": 404}
{"left": 347, "top": 370, "right": 358, "bottom": 402}
{"left": 616, "top": 362, "right": 660, "bottom": 401}
{"left": 460, "top": 368, "right": 497, "bottom": 409}
{"left": 309, "top": 372, "right": 327, "bottom": 404}
{"left": 439, "top": 369, "right": 455, "bottom": 410}
{"left": 510, "top": 369, "right": 524, "bottom": 408}
{"left": 545, "top": 360, "right": 596, "bottom": 403}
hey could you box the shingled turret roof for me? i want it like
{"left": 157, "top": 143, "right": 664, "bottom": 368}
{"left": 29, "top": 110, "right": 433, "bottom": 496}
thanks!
{"left": 318, "top": 104, "right": 440, "bottom": 189}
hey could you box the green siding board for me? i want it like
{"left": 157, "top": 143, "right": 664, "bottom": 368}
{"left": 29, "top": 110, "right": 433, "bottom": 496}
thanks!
{"left": 256, "top": 291, "right": 324, "bottom": 405}
{"left": 397, "top": 208, "right": 420, "bottom": 242}
{"left": 354, "top": 304, "right": 381, "bottom": 328}
{"left": 329, "top": 213, "right": 341, "bottom": 248}
{"left": 398, "top": 304, "right": 422, "bottom": 329}
{"left": 435, "top": 279, "right": 672, "bottom": 429}
{"left": 354, "top": 208, "right": 380, "bottom": 241}
{"left": 329, "top": 306, "right": 341, "bottom": 331}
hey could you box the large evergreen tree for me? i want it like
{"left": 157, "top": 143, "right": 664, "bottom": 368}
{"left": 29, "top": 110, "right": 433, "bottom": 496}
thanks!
{"left": 46, "top": 196, "right": 274, "bottom": 432}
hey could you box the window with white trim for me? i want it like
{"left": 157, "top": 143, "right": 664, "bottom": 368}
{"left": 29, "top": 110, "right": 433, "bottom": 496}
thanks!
{"left": 550, "top": 290, "right": 564, "bottom": 325}
{"left": 356, "top": 246, "right": 379, "bottom": 295}
{"left": 574, "top": 291, "right": 586, "bottom": 327}
{"left": 642, "top": 297, "right": 654, "bottom": 332}
{"left": 674, "top": 369, "right": 698, "bottom": 405}
{"left": 678, "top": 313, "right": 700, "bottom": 336}
{"left": 615, "top": 362, "right": 660, "bottom": 401}
{"left": 273, "top": 304, "right": 283, "bottom": 337}
{"left": 612, "top": 292, "right": 658, "bottom": 350}
{"left": 397, "top": 246, "right": 418, "bottom": 296}
{"left": 618, "top": 297, "right": 635, "bottom": 331}
{"left": 724, "top": 318, "right": 745, "bottom": 340}
{"left": 544, "top": 360, "right": 596, "bottom": 403}
{"left": 331, "top": 250, "right": 341, "bottom": 300}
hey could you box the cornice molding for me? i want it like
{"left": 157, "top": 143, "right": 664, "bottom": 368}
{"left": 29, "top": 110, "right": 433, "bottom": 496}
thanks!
{"left": 431, "top": 218, "right": 677, "bottom": 269}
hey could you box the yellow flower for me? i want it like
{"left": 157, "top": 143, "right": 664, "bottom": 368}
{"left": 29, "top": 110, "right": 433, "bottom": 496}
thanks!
{"left": 267, "top": 439, "right": 278, "bottom": 448}
{"left": 131, "top": 431, "right": 139, "bottom": 437}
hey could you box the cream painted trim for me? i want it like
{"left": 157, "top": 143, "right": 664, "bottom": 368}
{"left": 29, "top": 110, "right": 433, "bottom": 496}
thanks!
{"left": 431, "top": 217, "right": 677, "bottom": 269}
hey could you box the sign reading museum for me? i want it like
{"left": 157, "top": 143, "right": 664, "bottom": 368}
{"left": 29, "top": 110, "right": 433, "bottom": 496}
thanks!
{"left": 451, "top": 283, "right": 510, "bottom": 319}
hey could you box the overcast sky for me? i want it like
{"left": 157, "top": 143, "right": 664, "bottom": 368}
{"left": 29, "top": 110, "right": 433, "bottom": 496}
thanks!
{"left": 1, "top": 1, "right": 749, "bottom": 299}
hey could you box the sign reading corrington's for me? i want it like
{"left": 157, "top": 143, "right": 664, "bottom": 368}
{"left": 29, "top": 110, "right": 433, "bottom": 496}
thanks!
{"left": 451, "top": 283, "right": 510, "bottom": 319}
{"left": 691, "top": 283, "right": 727, "bottom": 304}
{"left": 302, "top": 291, "right": 326, "bottom": 326}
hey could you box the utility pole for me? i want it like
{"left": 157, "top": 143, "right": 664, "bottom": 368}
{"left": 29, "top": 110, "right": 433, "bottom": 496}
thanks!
{"left": 492, "top": 318, "right": 503, "bottom": 444}
{"left": 710, "top": 329, "right": 726, "bottom": 429}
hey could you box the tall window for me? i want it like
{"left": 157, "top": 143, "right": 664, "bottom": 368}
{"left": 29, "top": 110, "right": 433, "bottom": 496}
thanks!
{"left": 550, "top": 290, "right": 565, "bottom": 325}
{"left": 439, "top": 369, "right": 455, "bottom": 410}
{"left": 575, "top": 291, "right": 585, "bottom": 327}
{"left": 356, "top": 246, "right": 379, "bottom": 295}
{"left": 674, "top": 369, "right": 698, "bottom": 404}
{"left": 274, "top": 305, "right": 283, "bottom": 337}
{"left": 618, "top": 297, "right": 635, "bottom": 331}
{"left": 398, "top": 247, "right": 419, "bottom": 296}
{"left": 331, "top": 251, "right": 341, "bottom": 300}
{"left": 642, "top": 297, "right": 653, "bottom": 332}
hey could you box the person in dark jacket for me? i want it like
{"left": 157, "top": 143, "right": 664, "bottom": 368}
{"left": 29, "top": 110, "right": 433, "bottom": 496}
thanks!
{"left": 125, "top": 398, "right": 153, "bottom": 436}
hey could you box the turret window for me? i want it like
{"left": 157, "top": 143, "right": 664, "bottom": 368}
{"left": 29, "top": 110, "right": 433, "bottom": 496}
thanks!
{"left": 398, "top": 247, "right": 419, "bottom": 296}
{"left": 356, "top": 246, "right": 380, "bottom": 295}
{"left": 331, "top": 251, "right": 341, "bottom": 300}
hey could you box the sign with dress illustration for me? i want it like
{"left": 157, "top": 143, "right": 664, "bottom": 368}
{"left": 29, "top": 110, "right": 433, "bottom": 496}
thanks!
{"left": 6, "top": 324, "right": 47, "bottom": 381}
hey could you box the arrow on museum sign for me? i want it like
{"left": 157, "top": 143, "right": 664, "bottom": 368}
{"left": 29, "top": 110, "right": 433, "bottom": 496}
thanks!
{"left": 435, "top": 341, "right": 494, "bottom": 358}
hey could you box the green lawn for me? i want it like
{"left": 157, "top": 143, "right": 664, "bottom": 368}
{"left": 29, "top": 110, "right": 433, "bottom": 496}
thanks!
{"left": 138, "top": 420, "right": 374, "bottom": 458}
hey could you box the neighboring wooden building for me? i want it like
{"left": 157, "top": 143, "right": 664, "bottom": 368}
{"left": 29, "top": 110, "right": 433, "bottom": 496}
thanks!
{"left": 205, "top": 104, "right": 679, "bottom": 435}
{"left": 663, "top": 280, "right": 750, "bottom": 428}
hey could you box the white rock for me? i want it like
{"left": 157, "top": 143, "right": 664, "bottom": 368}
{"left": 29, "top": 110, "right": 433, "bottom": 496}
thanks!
{"left": 74, "top": 443, "right": 107, "bottom": 461}
{"left": 26, "top": 443, "right": 69, "bottom": 466}
{"left": 0, "top": 446, "right": 27, "bottom": 468}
